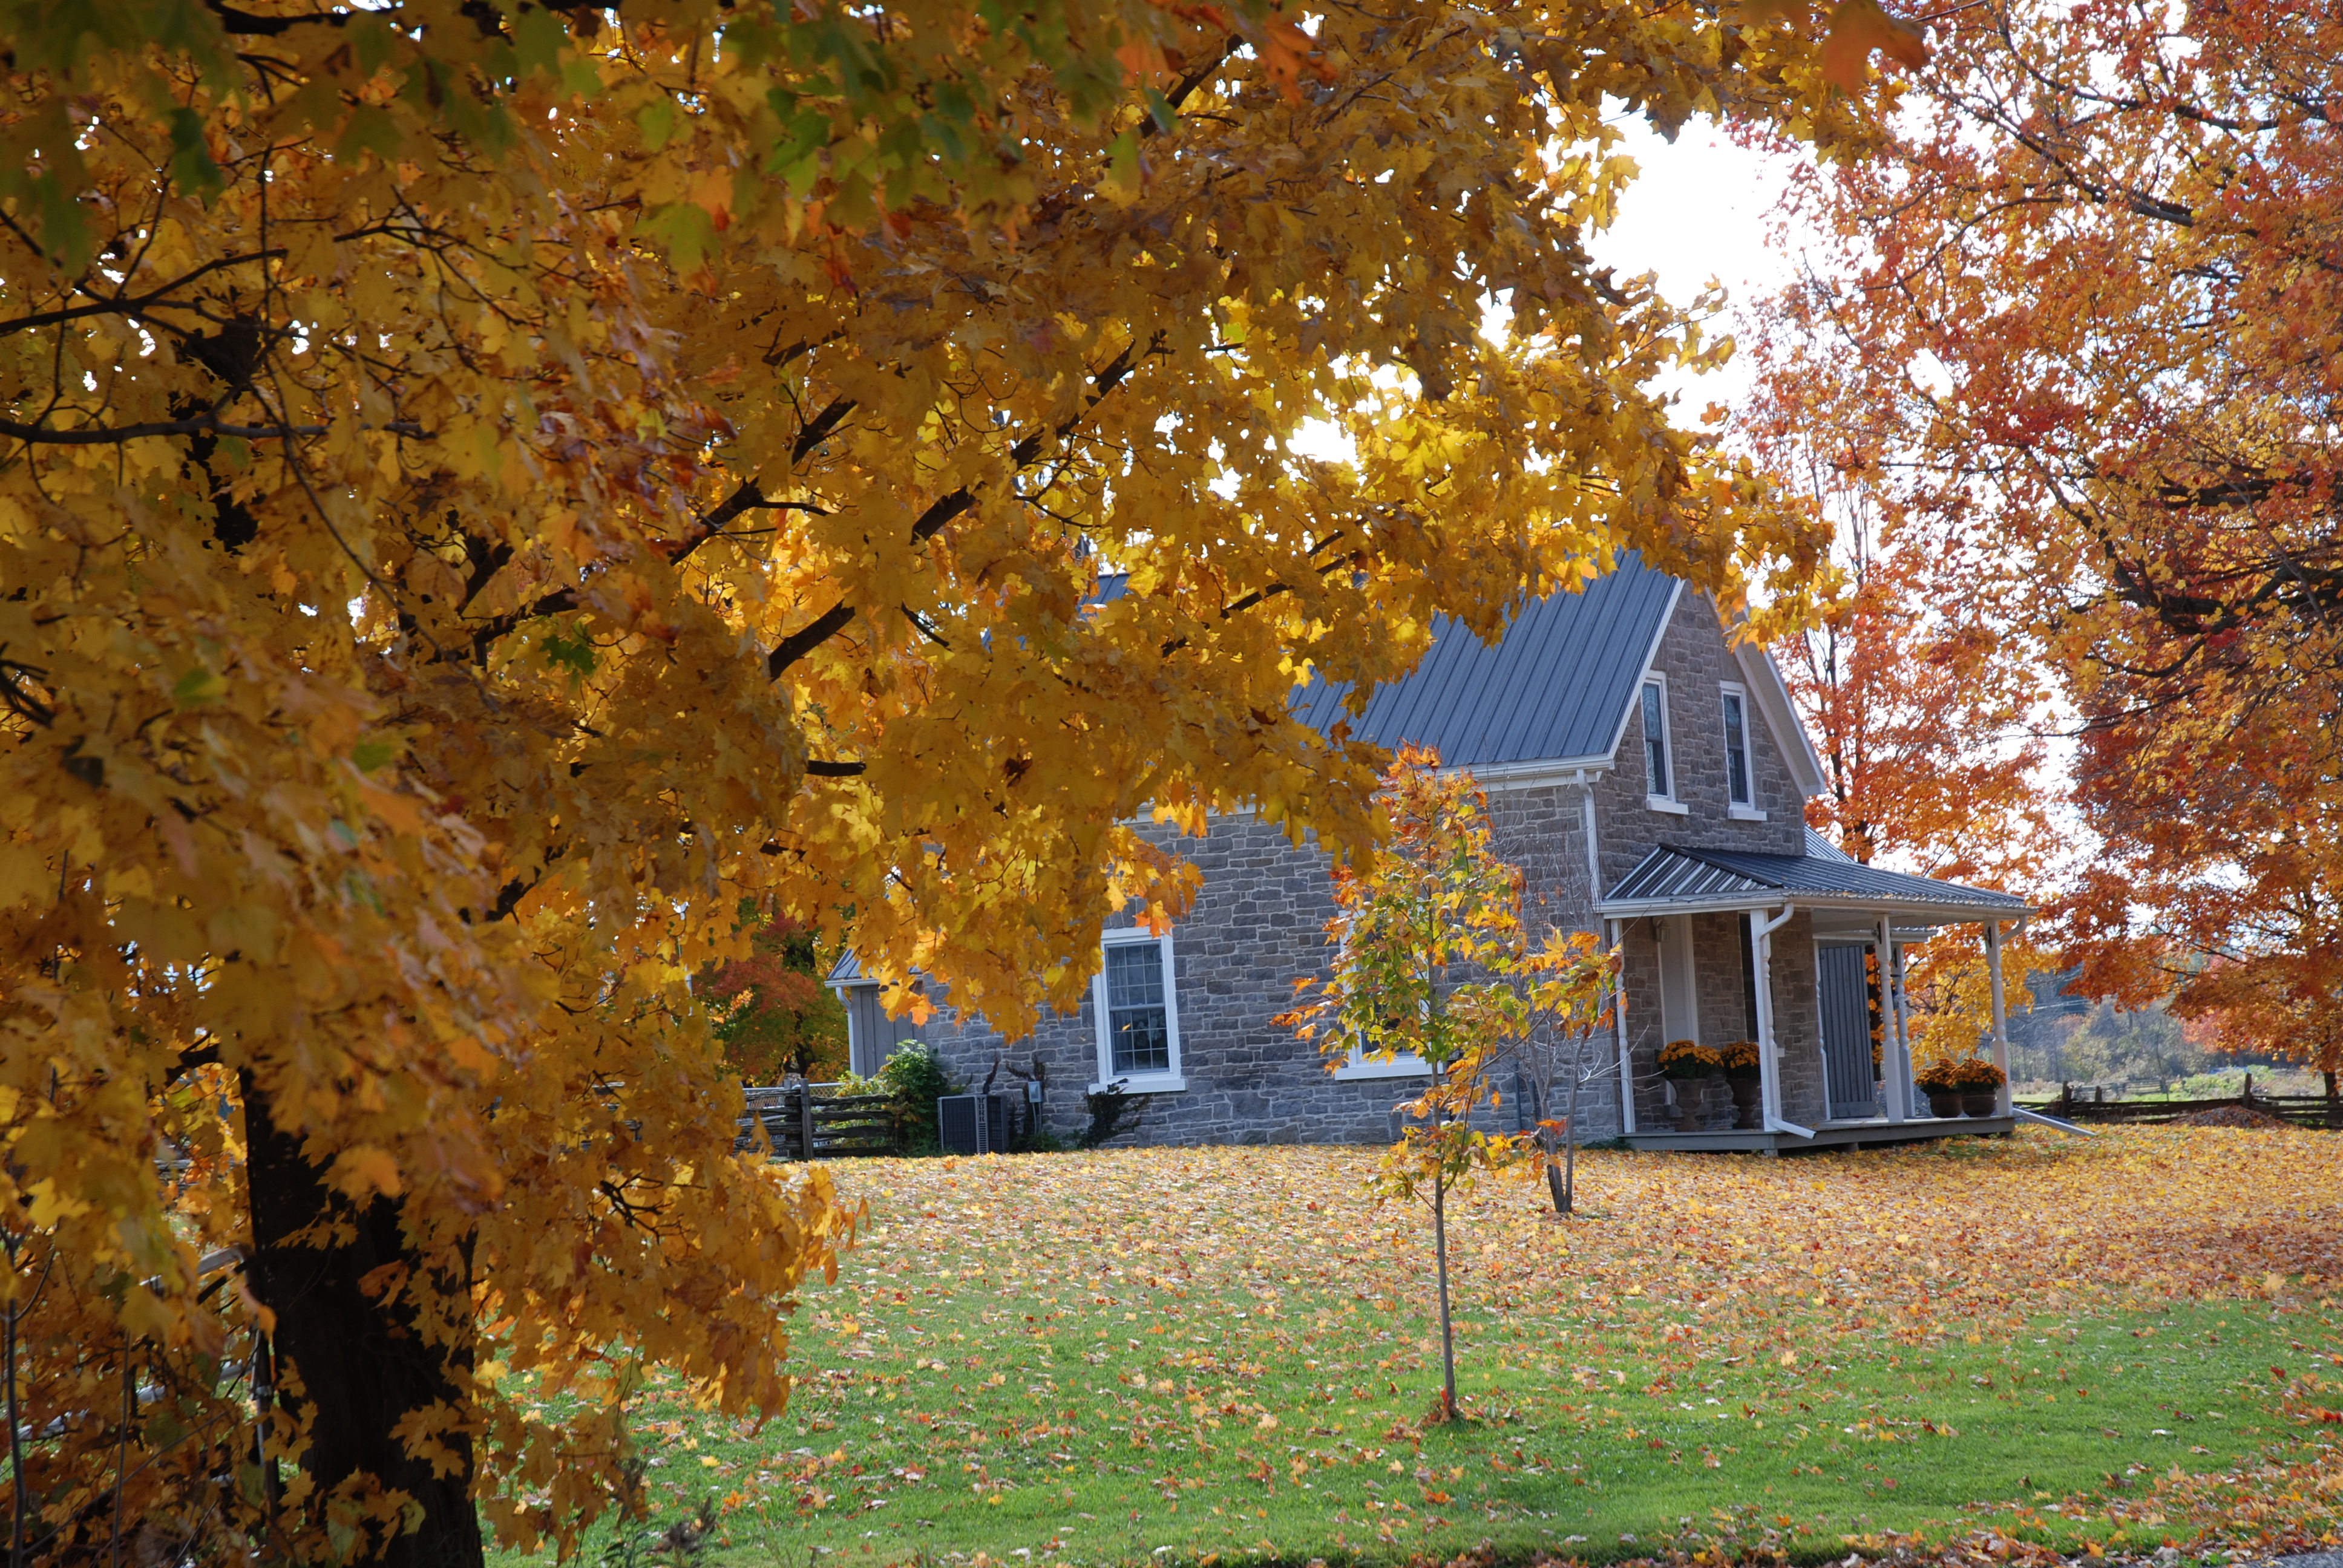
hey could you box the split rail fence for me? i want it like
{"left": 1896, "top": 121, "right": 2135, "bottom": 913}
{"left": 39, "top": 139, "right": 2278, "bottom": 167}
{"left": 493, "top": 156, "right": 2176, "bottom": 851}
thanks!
{"left": 2017, "top": 1080, "right": 2341, "bottom": 1129}
{"left": 736, "top": 1083, "right": 897, "bottom": 1160}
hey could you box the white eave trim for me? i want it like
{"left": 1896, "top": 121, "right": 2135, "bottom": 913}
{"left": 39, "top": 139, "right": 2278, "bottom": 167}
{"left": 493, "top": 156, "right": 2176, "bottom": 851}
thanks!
{"left": 1450, "top": 756, "right": 1614, "bottom": 791}
{"left": 1168, "top": 756, "right": 1616, "bottom": 823}
{"left": 1732, "top": 640, "right": 1829, "bottom": 798}
{"left": 1601, "top": 578, "right": 1686, "bottom": 766}
{"left": 1596, "top": 892, "right": 2034, "bottom": 924}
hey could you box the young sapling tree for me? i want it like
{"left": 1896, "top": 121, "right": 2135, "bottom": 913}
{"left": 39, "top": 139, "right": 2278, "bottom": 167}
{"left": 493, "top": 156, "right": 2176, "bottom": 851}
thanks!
{"left": 1278, "top": 746, "right": 1526, "bottom": 1422}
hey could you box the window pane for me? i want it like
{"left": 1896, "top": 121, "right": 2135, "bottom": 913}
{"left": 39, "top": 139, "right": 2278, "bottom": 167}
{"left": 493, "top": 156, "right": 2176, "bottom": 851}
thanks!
{"left": 1106, "top": 941, "right": 1170, "bottom": 1075}
{"left": 1642, "top": 683, "right": 1668, "bottom": 796}
{"left": 1723, "top": 692, "right": 1751, "bottom": 804}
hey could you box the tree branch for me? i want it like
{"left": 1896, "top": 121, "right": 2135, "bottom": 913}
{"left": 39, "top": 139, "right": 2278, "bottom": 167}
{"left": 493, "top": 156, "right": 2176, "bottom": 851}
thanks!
{"left": 0, "top": 409, "right": 423, "bottom": 446}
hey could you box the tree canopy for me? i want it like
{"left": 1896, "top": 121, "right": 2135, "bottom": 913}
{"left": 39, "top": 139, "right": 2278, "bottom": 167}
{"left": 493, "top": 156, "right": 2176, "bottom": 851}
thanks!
{"left": 0, "top": 1, "right": 1884, "bottom": 1561}
{"left": 1748, "top": 0, "right": 2343, "bottom": 1074}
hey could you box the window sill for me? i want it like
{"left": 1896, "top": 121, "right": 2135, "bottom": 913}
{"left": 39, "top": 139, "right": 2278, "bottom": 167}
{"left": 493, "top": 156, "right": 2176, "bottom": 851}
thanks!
{"left": 1645, "top": 797, "right": 1689, "bottom": 815}
{"left": 1090, "top": 1076, "right": 1187, "bottom": 1096}
{"left": 1333, "top": 1059, "right": 1433, "bottom": 1081}
{"left": 1728, "top": 805, "right": 1768, "bottom": 822}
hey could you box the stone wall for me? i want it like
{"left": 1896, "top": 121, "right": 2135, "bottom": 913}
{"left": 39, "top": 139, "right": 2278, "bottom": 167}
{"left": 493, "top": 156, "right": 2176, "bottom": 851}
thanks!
{"left": 917, "top": 782, "right": 1625, "bottom": 1147}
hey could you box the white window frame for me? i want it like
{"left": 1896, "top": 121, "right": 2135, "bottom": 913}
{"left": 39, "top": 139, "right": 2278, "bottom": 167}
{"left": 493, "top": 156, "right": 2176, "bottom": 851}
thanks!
{"left": 1332, "top": 1037, "right": 1433, "bottom": 1080}
{"left": 1642, "top": 675, "right": 1686, "bottom": 814}
{"left": 1720, "top": 681, "right": 1766, "bottom": 820}
{"left": 1091, "top": 927, "right": 1185, "bottom": 1094}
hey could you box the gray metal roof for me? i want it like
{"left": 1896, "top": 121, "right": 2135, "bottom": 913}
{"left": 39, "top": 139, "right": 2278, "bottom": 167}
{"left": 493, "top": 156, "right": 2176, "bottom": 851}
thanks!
{"left": 1599, "top": 841, "right": 2031, "bottom": 924}
{"left": 826, "top": 950, "right": 867, "bottom": 985}
{"left": 1803, "top": 825, "right": 1856, "bottom": 863}
{"left": 1285, "top": 554, "right": 1680, "bottom": 768}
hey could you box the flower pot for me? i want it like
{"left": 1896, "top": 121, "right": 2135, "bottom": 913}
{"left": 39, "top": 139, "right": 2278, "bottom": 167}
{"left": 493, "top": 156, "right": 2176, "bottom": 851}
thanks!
{"left": 1925, "top": 1089, "right": 1963, "bottom": 1119}
{"left": 1962, "top": 1091, "right": 1997, "bottom": 1117}
{"left": 1727, "top": 1074, "right": 1763, "bottom": 1130}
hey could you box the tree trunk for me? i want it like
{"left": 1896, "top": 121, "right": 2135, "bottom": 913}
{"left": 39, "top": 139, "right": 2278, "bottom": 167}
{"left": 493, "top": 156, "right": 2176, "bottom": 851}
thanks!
{"left": 2325, "top": 1068, "right": 2338, "bottom": 1129}
{"left": 243, "top": 1073, "right": 483, "bottom": 1568}
{"left": 1560, "top": 1036, "right": 1587, "bottom": 1217}
{"left": 1430, "top": 1168, "right": 1457, "bottom": 1423}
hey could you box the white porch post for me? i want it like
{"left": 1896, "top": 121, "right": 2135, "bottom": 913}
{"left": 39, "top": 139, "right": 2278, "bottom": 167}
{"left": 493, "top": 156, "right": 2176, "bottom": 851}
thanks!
{"left": 1750, "top": 905, "right": 1799, "bottom": 1132}
{"left": 1985, "top": 921, "right": 2014, "bottom": 1116}
{"left": 1609, "top": 918, "right": 1636, "bottom": 1135}
{"left": 1877, "top": 916, "right": 1909, "bottom": 1122}
{"left": 1751, "top": 909, "right": 1780, "bottom": 1128}
{"left": 1890, "top": 936, "right": 1919, "bottom": 1118}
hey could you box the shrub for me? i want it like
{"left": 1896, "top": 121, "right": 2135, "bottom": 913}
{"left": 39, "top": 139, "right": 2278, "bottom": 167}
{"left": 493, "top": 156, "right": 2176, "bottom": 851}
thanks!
{"left": 1079, "top": 1080, "right": 1141, "bottom": 1148}
{"left": 875, "top": 1042, "right": 960, "bottom": 1154}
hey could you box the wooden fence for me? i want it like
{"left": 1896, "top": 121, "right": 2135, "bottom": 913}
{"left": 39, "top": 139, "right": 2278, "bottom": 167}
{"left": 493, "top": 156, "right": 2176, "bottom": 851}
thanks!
{"left": 736, "top": 1084, "right": 897, "bottom": 1160}
{"left": 2017, "top": 1080, "right": 2341, "bottom": 1129}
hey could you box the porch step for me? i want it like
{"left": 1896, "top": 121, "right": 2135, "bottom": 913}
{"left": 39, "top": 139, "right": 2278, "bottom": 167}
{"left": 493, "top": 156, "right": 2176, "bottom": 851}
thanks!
{"left": 1620, "top": 1116, "right": 2016, "bottom": 1154}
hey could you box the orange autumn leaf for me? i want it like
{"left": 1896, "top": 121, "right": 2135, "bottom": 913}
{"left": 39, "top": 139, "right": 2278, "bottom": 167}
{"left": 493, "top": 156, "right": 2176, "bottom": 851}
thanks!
{"left": 1820, "top": 1, "right": 1930, "bottom": 93}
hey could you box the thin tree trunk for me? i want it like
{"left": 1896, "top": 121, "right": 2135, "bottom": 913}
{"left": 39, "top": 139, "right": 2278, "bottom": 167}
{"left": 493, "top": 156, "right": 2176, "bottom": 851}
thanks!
{"left": 2326, "top": 1068, "right": 2338, "bottom": 1129}
{"left": 1560, "top": 1033, "right": 1587, "bottom": 1216}
{"left": 7, "top": 1265, "right": 25, "bottom": 1568}
{"left": 111, "top": 1337, "right": 133, "bottom": 1568}
{"left": 1531, "top": 1063, "right": 1568, "bottom": 1215}
{"left": 1431, "top": 1168, "right": 1457, "bottom": 1422}
{"left": 243, "top": 1072, "right": 484, "bottom": 1568}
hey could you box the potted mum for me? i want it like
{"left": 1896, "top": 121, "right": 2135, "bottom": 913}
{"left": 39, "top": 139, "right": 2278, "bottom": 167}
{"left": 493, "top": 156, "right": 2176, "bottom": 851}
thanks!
{"left": 1657, "top": 1039, "right": 1721, "bottom": 1131}
{"left": 1912, "top": 1059, "right": 1965, "bottom": 1120}
{"left": 1947, "top": 1056, "right": 2007, "bottom": 1116}
{"left": 1719, "top": 1039, "right": 1763, "bottom": 1129}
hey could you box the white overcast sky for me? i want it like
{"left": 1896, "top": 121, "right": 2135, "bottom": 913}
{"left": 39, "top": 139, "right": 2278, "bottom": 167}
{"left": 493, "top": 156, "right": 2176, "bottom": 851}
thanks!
{"left": 1282, "top": 117, "right": 1817, "bottom": 460}
{"left": 1592, "top": 113, "right": 1817, "bottom": 419}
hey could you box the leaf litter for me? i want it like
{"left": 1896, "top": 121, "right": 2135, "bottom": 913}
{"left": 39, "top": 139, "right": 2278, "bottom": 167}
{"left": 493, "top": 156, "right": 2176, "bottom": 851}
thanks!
{"left": 522, "top": 1127, "right": 2343, "bottom": 1568}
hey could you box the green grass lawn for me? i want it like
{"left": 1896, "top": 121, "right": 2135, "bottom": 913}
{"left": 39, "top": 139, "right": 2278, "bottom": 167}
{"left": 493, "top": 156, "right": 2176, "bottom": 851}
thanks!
{"left": 499, "top": 1133, "right": 2343, "bottom": 1568}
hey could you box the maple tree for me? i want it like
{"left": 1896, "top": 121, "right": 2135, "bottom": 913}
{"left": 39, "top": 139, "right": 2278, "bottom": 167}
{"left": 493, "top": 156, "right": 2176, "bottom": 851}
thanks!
{"left": 1733, "top": 452, "right": 2053, "bottom": 1072}
{"left": 2176, "top": 967, "right": 2343, "bottom": 1114}
{"left": 1744, "top": 0, "right": 2343, "bottom": 1101}
{"left": 0, "top": 0, "right": 1913, "bottom": 1561}
{"left": 706, "top": 918, "right": 849, "bottom": 1083}
{"left": 1280, "top": 748, "right": 1528, "bottom": 1423}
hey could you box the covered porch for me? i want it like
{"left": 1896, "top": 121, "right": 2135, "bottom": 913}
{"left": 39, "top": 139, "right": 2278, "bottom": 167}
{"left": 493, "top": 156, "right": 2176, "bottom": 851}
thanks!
{"left": 1596, "top": 830, "right": 2033, "bottom": 1154}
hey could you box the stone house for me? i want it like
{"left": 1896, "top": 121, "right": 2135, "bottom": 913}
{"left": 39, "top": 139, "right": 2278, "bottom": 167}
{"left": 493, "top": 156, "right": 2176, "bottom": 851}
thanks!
{"left": 830, "top": 555, "right": 2030, "bottom": 1151}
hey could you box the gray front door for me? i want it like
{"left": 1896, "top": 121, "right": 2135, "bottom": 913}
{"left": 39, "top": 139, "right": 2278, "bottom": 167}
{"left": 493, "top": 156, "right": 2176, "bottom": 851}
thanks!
{"left": 1817, "top": 945, "right": 1878, "bottom": 1119}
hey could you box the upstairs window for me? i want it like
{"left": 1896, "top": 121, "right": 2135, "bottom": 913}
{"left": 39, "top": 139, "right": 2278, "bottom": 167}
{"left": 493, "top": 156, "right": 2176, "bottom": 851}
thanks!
{"left": 1721, "top": 685, "right": 1753, "bottom": 808}
{"left": 1093, "top": 929, "right": 1184, "bottom": 1089}
{"left": 1641, "top": 678, "right": 1673, "bottom": 802}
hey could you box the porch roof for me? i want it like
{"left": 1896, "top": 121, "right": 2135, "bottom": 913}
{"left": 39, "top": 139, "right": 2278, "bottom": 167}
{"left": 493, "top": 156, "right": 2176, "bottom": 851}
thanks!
{"left": 1597, "top": 830, "right": 2031, "bottom": 926}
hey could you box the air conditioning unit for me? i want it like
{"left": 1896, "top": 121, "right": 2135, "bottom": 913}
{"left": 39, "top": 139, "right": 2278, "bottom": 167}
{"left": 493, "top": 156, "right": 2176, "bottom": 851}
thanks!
{"left": 937, "top": 1093, "right": 1014, "bottom": 1155}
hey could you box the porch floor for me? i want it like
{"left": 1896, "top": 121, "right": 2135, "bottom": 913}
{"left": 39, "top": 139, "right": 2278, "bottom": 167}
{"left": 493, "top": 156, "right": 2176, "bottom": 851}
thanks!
{"left": 1620, "top": 1115, "right": 2016, "bottom": 1154}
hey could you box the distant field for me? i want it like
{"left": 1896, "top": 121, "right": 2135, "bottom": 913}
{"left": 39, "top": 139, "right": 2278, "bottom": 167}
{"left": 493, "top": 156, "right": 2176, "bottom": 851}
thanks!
{"left": 498, "top": 1128, "right": 2343, "bottom": 1568}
